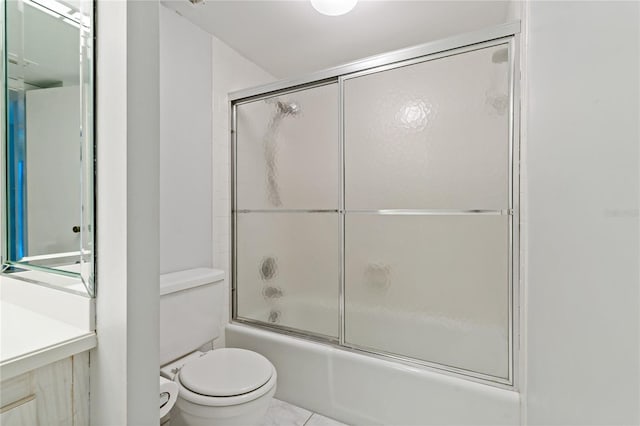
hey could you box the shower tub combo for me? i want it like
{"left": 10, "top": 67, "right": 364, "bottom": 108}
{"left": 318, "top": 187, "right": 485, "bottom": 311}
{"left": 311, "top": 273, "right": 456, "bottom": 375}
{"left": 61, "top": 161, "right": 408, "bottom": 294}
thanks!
{"left": 226, "top": 22, "right": 521, "bottom": 425}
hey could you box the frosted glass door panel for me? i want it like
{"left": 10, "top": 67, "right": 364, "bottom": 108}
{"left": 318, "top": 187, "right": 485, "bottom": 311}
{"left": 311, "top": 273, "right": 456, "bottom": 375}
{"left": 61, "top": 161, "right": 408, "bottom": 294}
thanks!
{"left": 236, "top": 84, "right": 339, "bottom": 210}
{"left": 344, "top": 44, "right": 510, "bottom": 210}
{"left": 344, "top": 214, "right": 509, "bottom": 378}
{"left": 236, "top": 213, "right": 339, "bottom": 338}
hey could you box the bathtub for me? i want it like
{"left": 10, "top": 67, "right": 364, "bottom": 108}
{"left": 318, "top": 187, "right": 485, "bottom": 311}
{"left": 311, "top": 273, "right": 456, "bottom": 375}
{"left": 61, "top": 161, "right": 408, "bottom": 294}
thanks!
{"left": 239, "top": 298, "right": 509, "bottom": 380}
{"left": 226, "top": 322, "right": 520, "bottom": 425}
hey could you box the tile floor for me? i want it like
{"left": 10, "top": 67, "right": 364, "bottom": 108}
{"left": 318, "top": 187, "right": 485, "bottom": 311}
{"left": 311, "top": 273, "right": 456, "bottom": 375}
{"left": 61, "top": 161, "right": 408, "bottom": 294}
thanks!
{"left": 259, "top": 398, "right": 349, "bottom": 426}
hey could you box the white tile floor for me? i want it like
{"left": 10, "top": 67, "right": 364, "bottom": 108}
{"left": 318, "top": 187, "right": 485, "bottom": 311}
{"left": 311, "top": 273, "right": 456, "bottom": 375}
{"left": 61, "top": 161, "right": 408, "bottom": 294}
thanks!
{"left": 259, "top": 399, "right": 348, "bottom": 426}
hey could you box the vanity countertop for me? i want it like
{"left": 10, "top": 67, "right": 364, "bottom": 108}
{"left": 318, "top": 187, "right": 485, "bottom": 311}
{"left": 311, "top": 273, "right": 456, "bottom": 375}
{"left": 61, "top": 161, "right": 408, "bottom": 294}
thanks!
{"left": 0, "top": 280, "right": 96, "bottom": 380}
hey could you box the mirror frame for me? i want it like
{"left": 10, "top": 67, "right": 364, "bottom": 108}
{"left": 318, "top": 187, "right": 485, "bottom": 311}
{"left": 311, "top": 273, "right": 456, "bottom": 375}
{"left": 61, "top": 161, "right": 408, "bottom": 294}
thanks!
{"left": 1, "top": 0, "right": 96, "bottom": 297}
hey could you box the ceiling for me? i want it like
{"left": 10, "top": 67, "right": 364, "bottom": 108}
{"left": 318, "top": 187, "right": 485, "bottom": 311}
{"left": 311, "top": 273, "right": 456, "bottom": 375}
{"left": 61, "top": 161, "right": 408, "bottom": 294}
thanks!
{"left": 162, "top": 0, "right": 513, "bottom": 79}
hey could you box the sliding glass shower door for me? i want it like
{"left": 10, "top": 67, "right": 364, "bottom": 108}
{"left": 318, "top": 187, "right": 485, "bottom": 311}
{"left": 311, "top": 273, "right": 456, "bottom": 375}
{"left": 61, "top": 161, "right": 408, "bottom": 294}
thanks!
{"left": 232, "top": 39, "right": 516, "bottom": 383}
{"left": 234, "top": 83, "right": 341, "bottom": 338}
{"left": 342, "top": 44, "right": 512, "bottom": 379}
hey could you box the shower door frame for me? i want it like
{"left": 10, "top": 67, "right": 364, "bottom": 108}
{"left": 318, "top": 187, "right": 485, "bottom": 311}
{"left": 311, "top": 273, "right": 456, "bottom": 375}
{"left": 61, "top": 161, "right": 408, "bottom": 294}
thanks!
{"left": 229, "top": 21, "right": 521, "bottom": 389}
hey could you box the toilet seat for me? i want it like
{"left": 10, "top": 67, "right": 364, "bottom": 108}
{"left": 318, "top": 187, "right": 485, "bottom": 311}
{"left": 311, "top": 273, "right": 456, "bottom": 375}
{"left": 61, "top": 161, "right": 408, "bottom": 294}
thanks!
{"left": 180, "top": 348, "right": 273, "bottom": 397}
{"left": 176, "top": 349, "right": 277, "bottom": 407}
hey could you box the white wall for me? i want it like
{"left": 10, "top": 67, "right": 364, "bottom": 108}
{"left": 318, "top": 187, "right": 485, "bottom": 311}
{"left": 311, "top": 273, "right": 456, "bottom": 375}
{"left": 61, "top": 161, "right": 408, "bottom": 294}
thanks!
{"left": 159, "top": 6, "right": 213, "bottom": 274}
{"left": 211, "top": 34, "right": 275, "bottom": 346}
{"left": 524, "top": 1, "right": 640, "bottom": 424}
{"left": 152, "top": 3, "right": 640, "bottom": 425}
{"left": 157, "top": 5, "right": 273, "bottom": 347}
{"left": 91, "top": 0, "right": 160, "bottom": 424}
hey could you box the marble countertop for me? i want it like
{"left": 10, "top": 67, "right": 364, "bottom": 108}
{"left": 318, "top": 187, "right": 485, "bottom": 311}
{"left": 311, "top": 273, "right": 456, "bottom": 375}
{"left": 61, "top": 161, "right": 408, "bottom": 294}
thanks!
{"left": 0, "top": 299, "right": 96, "bottom": 380}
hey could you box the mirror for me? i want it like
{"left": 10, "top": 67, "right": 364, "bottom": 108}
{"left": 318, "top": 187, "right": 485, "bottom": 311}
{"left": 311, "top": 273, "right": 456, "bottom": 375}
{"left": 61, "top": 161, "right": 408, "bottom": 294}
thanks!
{"left": 1, "top": 0, "right": 95, "bottom": 296}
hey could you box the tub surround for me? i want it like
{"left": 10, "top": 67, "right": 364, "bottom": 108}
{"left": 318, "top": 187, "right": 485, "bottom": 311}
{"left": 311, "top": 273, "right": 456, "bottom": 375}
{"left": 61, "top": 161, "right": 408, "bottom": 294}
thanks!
{"left": 0, "top": 275, "right": 96, "bottom": 380}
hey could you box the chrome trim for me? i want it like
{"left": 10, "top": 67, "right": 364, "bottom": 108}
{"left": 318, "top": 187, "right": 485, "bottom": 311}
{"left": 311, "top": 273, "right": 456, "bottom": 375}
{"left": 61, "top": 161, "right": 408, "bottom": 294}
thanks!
{"left": 231, "top": 79, "right": 337, "bottom": 107}
{"left": 0, "top": 0, "right": 5, "bottom": 267}
{"left": 509, "top": 35, "right": 522, "bottom": 391}
{"left": 230, "top": 102, "right": 238, "bottom": 324}
{"left": 0, "top": 269, "right": 89, "bottom": 297}
{"left": 235, "top": 209, "right": 338, "bottom": 214}
{"left": 3, "top": 260, "right": 83, "bottom": 279}
{"left": 507, "top": 37, "right": 515, "bottom": 389}
{"left": 338, "top": 75, "right": 346, "bottom": 346}
{"left": 341, "top": 38, "right": 511, "bottom": 82}
{"left": 229, "top": 21, "right": 520, "bottom": 101}
{"left": 20, "top": 251, "right": 81, "bottom": 261}
{"left": 346, "top": 209, "right": 511, "bottom": 216}
{"left": 234, "top": 316, "right": 339, "bottom": 344}
{"left": 234, "top": 209, "right": 512, "bottom": 215}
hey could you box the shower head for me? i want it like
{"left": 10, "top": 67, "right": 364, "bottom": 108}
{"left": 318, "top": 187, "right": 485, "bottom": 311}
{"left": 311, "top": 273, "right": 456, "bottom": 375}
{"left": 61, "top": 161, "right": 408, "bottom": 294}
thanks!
{"left": 275, "top": 100, "right": 301, "bottom": 116}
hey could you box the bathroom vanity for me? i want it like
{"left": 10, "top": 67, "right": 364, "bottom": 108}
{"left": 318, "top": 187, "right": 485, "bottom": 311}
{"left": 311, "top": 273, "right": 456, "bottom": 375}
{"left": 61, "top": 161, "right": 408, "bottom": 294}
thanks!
{"left": 0, "top": 275, "right": 96, "bottom": 425}
{"left": 1, "top": 353, "right": 90, "bottom": 426}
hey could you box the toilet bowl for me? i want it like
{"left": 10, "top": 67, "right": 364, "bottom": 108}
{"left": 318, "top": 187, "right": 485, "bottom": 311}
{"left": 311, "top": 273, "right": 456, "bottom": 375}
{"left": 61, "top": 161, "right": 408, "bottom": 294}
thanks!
{"left": 169, "top": 348, "right": 277, "bottom": 426}
{"left": 159, "top": 269, "right": 277, "bottom": 426}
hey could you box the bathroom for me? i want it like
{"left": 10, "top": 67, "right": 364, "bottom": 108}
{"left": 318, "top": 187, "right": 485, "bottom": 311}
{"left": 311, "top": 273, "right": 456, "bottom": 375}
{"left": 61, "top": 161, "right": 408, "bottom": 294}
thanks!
{"left": 0, "top": 0, "right": 638, "bottom": 425}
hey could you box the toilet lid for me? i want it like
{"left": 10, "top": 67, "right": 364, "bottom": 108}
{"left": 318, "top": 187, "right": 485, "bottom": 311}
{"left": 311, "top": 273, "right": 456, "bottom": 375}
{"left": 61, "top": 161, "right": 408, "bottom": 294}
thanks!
{"left": 179, "top": 348, "right": 273, "bottom": 397}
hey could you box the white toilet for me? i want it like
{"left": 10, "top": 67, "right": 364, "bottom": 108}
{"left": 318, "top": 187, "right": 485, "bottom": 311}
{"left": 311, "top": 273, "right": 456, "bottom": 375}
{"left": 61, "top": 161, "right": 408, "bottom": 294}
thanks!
{"left": 159, "top": 268, "right": 277, "bottom": 426}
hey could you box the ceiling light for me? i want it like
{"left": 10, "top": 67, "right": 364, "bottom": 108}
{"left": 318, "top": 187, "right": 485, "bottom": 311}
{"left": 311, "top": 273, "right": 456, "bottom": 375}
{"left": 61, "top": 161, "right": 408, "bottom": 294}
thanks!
{"left": 310, "top": 0, "right": 357, "bottom": 16}
{"left": 24, "top": 0, "right": 89, "bottom": 27}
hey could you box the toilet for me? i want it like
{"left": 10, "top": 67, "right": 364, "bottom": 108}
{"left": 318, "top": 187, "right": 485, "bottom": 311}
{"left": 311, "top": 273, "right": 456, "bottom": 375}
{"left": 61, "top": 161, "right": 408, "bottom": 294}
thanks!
{"left": 159, "top": 268, "right": 277, "bottom": 426}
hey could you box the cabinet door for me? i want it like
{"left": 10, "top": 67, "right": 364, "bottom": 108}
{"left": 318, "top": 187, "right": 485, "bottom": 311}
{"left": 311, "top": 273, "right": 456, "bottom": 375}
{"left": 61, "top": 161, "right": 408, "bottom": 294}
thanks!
{"left": 0, "top": 396, "right": 37, "bottom": 426}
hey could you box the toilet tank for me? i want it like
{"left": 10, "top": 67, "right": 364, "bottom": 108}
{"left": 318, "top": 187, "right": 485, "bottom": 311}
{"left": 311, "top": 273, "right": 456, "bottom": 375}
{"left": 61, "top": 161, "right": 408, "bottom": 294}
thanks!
{"left": 160, "top": 268, "right": 225, "bottom": 365}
